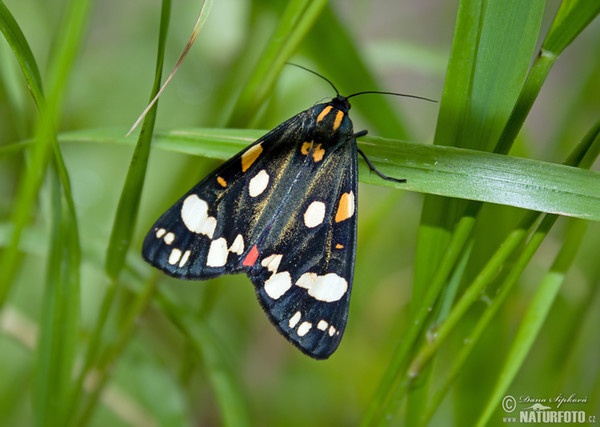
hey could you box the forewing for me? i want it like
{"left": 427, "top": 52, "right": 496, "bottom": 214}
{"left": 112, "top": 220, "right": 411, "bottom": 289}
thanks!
{"left": 142, "top": 110, "right": 314, "bottom": 279}
{"left": 244, "top": 133, "right": 358, "bottom": 359}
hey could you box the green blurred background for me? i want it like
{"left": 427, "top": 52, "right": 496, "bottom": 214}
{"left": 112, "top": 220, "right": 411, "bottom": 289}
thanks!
{"left": 1, "top": 0, "right": 599, "bottom": 426}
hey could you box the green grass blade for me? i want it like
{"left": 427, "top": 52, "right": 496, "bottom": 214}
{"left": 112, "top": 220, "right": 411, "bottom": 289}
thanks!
{"left": 156, "top": 290, "right": 251, "bottom": 427}
{"left": 72, "top": 0, "right": 172, "bottom": 423}
{"left": 0, "top": 1, "right": 48, "bottom": 305}
{"left": 413, "top": 0, "right": 545, "bottom": 311}
{"left": 105, "top": 0, "right": 172, "bottom": 279}
{"left": 29, "top": 0, "right": 92, "bottom": 422}
{"left": 418, "top": 120, "right": 600, "bottom": 423}
{"left": 360, "top": 135, "right": 600, "bottom": 221}
{"left": 0, "top": 0, "right": 92, "bottom": 305}
{"left": 418, "top": 119, "right": 600, "bottom": 424}
{"left": 75, "top": 279, "right": 157, "bottom": 426}
{"left": 59, "top": 127, "right": 600, "bottom": 221}
{"left": 33, "top": 166, "right": 80, "bottom": 427}
{"left": 364, "top": 0, "right": 548, "bottom": 424}
{"left": 0, "top": 0, "right": 44, "bottom": 105}
{"left": 419, "top": 210, "right": 545, "bottom": 425}
{"left": 43, "top": 0, "right": 93, "bottom": 108}
{"left": 304, "top": 5, "right": 413, "bottom": 138}
{"left": 476, "top": 218, "right": 588, "bottom": 426}
{"left": 34, "top": 126, "right": 82, "bottom": 427}
{"left": 496, "top": 1, "right": 600, "bottom": 155}
{"left": 227, "top": 0, "right": 327, "bottom": 127}
{"left": 1, "top": 1, "right": 598, "bottom": 426}
{"left": 543, "top": 0, "right": 600, "bottom": 54}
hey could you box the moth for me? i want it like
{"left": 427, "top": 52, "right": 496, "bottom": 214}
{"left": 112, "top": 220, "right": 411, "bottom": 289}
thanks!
{"left": 142, "top": 69, "right": 428, "bottom": 359}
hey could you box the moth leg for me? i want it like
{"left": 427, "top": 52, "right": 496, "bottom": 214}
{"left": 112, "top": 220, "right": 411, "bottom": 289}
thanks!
{"left": 357, "top": 148, "right": 406, "bottom": 184}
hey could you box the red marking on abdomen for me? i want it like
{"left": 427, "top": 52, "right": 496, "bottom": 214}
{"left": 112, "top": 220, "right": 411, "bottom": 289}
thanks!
{"left": 242, "top": 244, "right": 260, "bottom": 267}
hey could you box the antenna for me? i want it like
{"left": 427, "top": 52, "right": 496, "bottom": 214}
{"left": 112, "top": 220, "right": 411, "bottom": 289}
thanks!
{"left": 287, "top": 63, "right": 437, "bottom": 103}
{"left": 286, "top": 63, "right": 340, "bottom": 95}
{"left": 347, "top": 90, "right": 436, "bottom": 103}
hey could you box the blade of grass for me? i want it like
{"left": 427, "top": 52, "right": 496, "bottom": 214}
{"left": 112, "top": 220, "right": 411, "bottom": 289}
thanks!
{"left": 410, "top": 0, "right": 600, "bottom": 348}
{"left": 543, "top": 0, "right": 600, "bottom": 55}
{"left": 406, "top": 213, "right": 540, "bottom": 382}
{"left": 496, "top": 0, "right": 600, "bottom": 155}
{"left": 412, "top": 0, "right": 545, "bottom": 306}
{"left": 155, "top": 289, "right": 251, "bottom": 427}
{"left": 56, "top": 127, "right": 600, "bottom": 221}
{"left": 105, "top": 0, "right": 172, "bottom": 279}
{"left": 401, "top": 12, "right": 600, "bottom": 421}
{"left": 475, "top": 218, "right": 588, "bottom": 426}
{"left": 227, "top": 0, "right": 328, "bottom": 127}
{"left": 364, "top": 0, "right": 548, "bottom": 424}
{"left": 1, "top": 0, "right": 91, "bottom": 424}
{"left": 404, "top": 4, "right": 600, "bottom": 423}
{"left": 34, "top": 0, "right": 93, "bottom": 422}
{"left": 0, "top": 1, "right": 47, "bottom": 306}
{"left": 70, "top": 0, "right": 172, "bottom": 423}
{"left": 411, "top": 0, "right": 543, "bottom": 327}
{"left": 419, "top": 209, "right": 545, "bottom": 425}
{"left": 0, "top": 0, "right": 44, "bottom": 104}
{"left": 415, "top": 120, "right": 600, "bottom": 424}
{"left": 75, "top": 277, "right": 157, "bottom": 426}
{"left": 0, "top": 0, "right": 92, "bottom": 304}
{"left": 127, "top": 0, "right": 213, "bottom": 136}
{"left": 33, "top": 164, "right": 80, "bottom": 427}
{"left": 304, "top": 5, "right": 413, "bottom": 138}
{"left": 34, "top": 124, "right": 82, "bottom": 427}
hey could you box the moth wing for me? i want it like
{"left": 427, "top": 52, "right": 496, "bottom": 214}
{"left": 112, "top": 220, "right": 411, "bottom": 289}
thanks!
{"left": 244, "top": 134, "right": 358, "bottom": 359}
{"left": 142, "top": 111, "right": 313, "bottom": 279}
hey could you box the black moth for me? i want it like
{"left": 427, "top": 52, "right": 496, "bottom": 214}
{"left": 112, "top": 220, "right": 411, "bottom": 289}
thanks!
{"left": 142, "top": 69, "right": 422, "bottom": 359}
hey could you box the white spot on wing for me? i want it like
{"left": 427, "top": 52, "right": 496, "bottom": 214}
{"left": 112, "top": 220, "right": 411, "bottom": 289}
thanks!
{"left": 297, "top": 321, "right": 312, "bottom": 337}
{"left": 168, "top": 248, "right": 182, "bottom": 265}
{"left": 264, "top": 271, "right": 292, "bottom": 300}
{"left": 260, "top": 253, "right": 292, "bottom": 299}
{"left": 295, "top": 272, "right": 348, "bottom": 302}
{"left": 303, "top": 201, "right": 326, "bottom": 228}
{"left": 317, "top": 320, "right": 328, "bottom": 331}
{"left": 249, "top": 170, "right": 269, "bottom": 197}
{"left": 163, "top": 232, "right": 175, "bottom": 245}
{"left": 206, "top": 237, "right": 228, "bottom": 267}
{"left": 289, "top": 311, "right": 301, "bottom": 328}
{"left": 179, "top": 250, "right": 191, "bottom": 267}
{"left": 156, "top": 228, "right": 166, "bottom": 238}
{"left": 181, "top": 195, "right": 217, "bottom": 238}
{"left": 328, "top": 326, "right": 337, "bottom": 336}
{"left": 229, "top": 234, "right": 244, "bottom": 255}
{"left": 261, "top": 254, "right": 282, "bottom": 272}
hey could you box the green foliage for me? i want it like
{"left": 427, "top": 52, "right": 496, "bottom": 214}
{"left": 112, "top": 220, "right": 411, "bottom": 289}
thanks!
{"left": 0, "top": 0, "right": 599, "bottom": 426}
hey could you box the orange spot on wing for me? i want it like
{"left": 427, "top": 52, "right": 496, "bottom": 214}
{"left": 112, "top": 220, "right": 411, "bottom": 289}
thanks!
{"left": 335, "top": 191, "right": 355, "bottom": 223}
{"left": 300, "top": 141, "right": 325, "bottom": 162}
{"left": 241, "top": 144, "right": 263, "bottom": 172}
{"left": 312, "top": 144, "right": 325, "bottom": 162}
{"left": 335, "top": 243, "right": 344, "bottom": 249}
{"left": 301, "top": 141, "right": 313, "bottom": 155}
{"left": 316, "top": 106, "right": 333, "bottom": 123}
{"left": 217, "top": 176, "right": 227, "bottom": 187}
{"left": 333, "top": 110, "right": 344, "bottom": 131}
